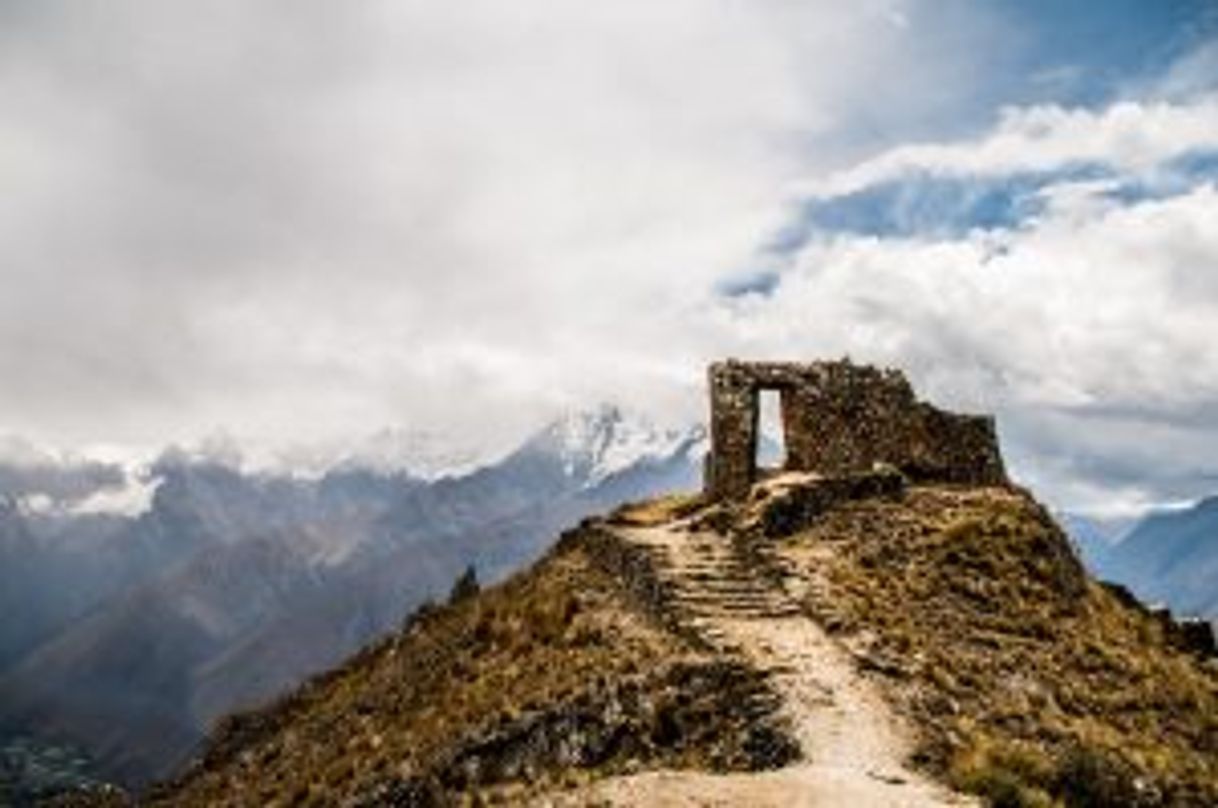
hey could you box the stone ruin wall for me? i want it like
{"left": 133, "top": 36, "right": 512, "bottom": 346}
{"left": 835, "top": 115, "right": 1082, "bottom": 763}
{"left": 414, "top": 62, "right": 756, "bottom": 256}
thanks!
{"left": 705, "top": 359, "right": 1008, "bottom": 499}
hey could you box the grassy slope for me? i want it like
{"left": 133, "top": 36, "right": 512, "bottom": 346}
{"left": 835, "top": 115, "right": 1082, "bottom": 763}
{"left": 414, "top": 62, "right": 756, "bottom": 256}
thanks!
{"left": 775, "top": 484, "right": 1218, "bottom": 807}
{"left": 153, "top": 536, "right": 792, "bottom": 806}
{"left": 152, "top": 482, "right": 1217, "bottom": 807}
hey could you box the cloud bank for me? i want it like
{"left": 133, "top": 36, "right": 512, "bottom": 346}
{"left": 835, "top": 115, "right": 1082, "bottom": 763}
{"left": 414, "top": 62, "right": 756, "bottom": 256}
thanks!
{"left": 0, "top": 436, "right": 127, "bottom": 509}
{"left": 1, "top": 1, "right": 994, "bottom": 451}
{"left": 736, "top": 90, "right": 1218, "bottom": 514}
{"left": 0, "top": 2, "right": 1216, "bottom": 513}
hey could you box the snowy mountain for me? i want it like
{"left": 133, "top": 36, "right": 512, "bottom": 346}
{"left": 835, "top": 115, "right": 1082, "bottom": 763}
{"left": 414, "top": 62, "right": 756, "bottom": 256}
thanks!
{"left": 520, "top": 404, "right": 706, "bottom": 488}
{"left": 343, "top": 427, "right": 489, "bottom": 479}
{"left": 271, "top": 427, "right": 493, "bottom": 481}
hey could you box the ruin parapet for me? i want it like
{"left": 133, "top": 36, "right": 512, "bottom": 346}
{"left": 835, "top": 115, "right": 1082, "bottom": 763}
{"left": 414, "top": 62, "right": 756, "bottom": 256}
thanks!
{"left": 704, "top": 359, "right": 1007, "bottom": 499}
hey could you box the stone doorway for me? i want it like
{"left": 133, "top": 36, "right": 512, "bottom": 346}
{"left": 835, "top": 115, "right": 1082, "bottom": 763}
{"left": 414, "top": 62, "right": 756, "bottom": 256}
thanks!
{"left": 704, "top": 359, "right": 1007, "bottom": 500}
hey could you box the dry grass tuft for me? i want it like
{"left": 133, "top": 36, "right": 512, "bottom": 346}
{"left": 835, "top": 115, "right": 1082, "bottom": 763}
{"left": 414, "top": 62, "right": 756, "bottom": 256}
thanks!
{"left": 608, "top": 494, "right": 706, "bottom": 527}
{"left": 775, "top": 485, "right": 1218, "bottom": 806}
{"left": 152, "top": 532, "right": 792, "bottom": 806}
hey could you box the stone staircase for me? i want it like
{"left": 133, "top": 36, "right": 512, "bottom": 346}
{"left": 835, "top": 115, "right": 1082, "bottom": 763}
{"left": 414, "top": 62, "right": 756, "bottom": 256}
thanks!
{"left": 583, "top": 520, "right": 974, "bottom": 805}
{"left": 617, "top": 526, "right": 802, "bottom": 652}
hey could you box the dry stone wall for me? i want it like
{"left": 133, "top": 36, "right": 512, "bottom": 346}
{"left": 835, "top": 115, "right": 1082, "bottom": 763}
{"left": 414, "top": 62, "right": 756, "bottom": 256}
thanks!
{"left": 705, "top": 359, "right": 1007, "bottom": 499}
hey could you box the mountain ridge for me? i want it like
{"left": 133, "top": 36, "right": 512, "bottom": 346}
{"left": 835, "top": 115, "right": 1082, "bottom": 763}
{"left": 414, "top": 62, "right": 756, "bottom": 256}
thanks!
{"left": 154, "top": 472, "right": 1218, "bottom": 806}
{"left": 1090, "top": 497, "right": 1218, "bottom": 620}
{"left": 5, "top": 400, "right": 1218, "bottom": 801}
{"left": 0, "top": 407, "right": 704, "bottom": 789}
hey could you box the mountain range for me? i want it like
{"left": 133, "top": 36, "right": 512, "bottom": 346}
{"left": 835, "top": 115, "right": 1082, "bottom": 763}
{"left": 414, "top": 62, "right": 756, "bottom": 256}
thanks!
{"left": 3, "top": 403, "right": 1216, "bottom": 795}
{"left": 0, "top": 406, "right": 704, "bottom": 787}
{"left": 154, "top": 467, "right": 1218, "bottom": 805}
{"left": 1079, "top": 497, "right": 1218, "bottom": 621}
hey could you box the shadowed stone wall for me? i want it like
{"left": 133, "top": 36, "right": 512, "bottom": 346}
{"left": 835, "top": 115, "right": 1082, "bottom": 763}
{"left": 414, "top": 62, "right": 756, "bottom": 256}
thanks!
{"left": 705, "top": 360, "right": 1007, "bottom": 499}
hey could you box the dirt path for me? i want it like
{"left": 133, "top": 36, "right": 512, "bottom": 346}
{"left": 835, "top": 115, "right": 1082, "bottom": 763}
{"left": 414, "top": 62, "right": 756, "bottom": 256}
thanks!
{"left": 543, "top": 523, "right": 973, "bottom": 807}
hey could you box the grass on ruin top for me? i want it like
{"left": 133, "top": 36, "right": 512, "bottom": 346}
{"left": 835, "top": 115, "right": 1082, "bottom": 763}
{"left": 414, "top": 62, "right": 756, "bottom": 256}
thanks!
{"left": 609, "top": 493, "right": 706, "bottom": 527}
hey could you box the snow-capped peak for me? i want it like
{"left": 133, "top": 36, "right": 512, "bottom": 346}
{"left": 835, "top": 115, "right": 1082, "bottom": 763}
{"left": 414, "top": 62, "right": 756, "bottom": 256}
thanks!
{"left": 230, "top": 427, "right": 495, "bottom": 481}
{"left": 335, "top": 427, "right": 490, "bottom": 480}
{"left": 529, "top": 403, "right": 704, "bottom": 487}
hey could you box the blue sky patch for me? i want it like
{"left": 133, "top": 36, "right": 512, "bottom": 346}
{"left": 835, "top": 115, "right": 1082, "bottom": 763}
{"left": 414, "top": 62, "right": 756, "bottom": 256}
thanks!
{"left": 716, "top": 270, "right": 781, "bottom": 299}
{"left": 1100, "top": 148, "right": 1218, "bottom": 204}
{"left": 771, "top": 164, "right": 1116, "bottom": 247}
{"left": 987, "top": 0, "right": 1218, "bottom": 106}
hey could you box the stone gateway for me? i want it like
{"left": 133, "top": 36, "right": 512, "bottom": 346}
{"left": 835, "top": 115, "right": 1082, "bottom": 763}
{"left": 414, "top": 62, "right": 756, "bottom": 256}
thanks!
{"left": 704, "top": 359, "right": 1008, "bottom": 499}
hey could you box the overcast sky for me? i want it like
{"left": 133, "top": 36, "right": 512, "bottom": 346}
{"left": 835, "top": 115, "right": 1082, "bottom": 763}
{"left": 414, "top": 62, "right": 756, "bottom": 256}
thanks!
{"left": 1, "top": 1, "right": 1216, "bottom": 515}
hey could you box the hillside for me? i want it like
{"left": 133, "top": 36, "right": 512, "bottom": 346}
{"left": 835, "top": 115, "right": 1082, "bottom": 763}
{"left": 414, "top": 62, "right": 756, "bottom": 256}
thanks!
{"left": 154, "top": 472, "right": 1218, "bottom": 807}
{"left": 152, "top": 515, "right": 797, "bottom": 806}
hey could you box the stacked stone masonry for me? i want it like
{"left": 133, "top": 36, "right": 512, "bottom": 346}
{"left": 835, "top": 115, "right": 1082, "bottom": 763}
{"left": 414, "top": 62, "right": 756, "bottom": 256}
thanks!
{"left": 704, "top": 359, "right": 1008, "bottom": 499}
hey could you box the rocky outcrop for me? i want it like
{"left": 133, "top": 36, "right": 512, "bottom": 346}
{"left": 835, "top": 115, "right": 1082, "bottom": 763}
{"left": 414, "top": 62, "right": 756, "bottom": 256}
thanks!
{"left": 357, "top": 661, "right": 798, "bottom": 806}
{"left": 746, "top": 467, "right": 908, "bottom": 539}
{"left": 1100, "top": 582, "right": 1217, "bottom": 659}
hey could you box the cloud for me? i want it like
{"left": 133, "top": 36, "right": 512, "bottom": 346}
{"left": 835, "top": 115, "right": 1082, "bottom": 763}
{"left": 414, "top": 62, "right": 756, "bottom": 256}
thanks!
{"left": 778, "top": 169, "right": 1079, "bottom": 242}
{"left": 0, "top": 3, "right": 1215, "bottom": 515}
{"left": 732, "top": 86, "right": 1218, "bottom": 512}
{"left": 0, "top": 1, "right": 1010, "bottom": 456}
{"left": 800, "top": 96, "right": 1218, "bottom": 199}
{"left": 1143, "top": 36, "right": 1218, "bottom": 100}
{"left": 0, "top": 436, "right": 127, "bottom": 506}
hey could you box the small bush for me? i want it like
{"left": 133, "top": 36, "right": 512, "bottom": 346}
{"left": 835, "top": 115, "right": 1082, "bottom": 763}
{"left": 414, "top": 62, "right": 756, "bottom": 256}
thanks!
{"left": 1054, "top": 743, "right": 1149, "bottom": 808}
{"left": 950, "top": 738, "right": 1054, "bottom": 808}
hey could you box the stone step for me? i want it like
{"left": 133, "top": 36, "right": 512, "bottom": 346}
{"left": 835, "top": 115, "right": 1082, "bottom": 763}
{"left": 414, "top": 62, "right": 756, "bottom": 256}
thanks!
{"left": 676, "top": 572, "right": 769, "bottom": 583}
{"left": 661, "top": 560, "right": 749, "bottom": 569}
{"left": 667, "top": 575, "right": 758, "bottom": 586}
{"left": 673, "top": 599, "right": 786, "bottom": 613}
{"left": 676, "top": 595, "right": 777, "bottom": 608}
{"left": 680, "top": 601, "right": 793, "bottom": 615}
{"left": 662, "top": 567, "right": 760, "bottom": 580}
{"left": 686, "top": 601, "right": 802, "bottom": 615}
{"left": 671, "top": 593, "right": 777, "bottom": 606}
{"left": 667, "top": 567, "right": 757, "bottom": 579}
{"left": 672, "top": 594, "right": 782, "bottom": 606}
{"left": 688, "top": 609, "right": 796, "bottom": 621}
{"left": 669, "top": 590, "right": 783, "bottom": 603}
{"left": 666, "top": 584, "right": 781, "bottom": 599}
{"left": 676, "top": 589, "right": 776, "bottom": 601}
{"left": 666, "top": 580, "right": 773, "bottom": 594}
{"left": 658, "top": 565, "right": 757, "bottom": 577}
{"left": 672, "top": 583, "right": 767, "bottom": 593}
{"left": 684, "top": 610, "right": 773, "bottom": 621}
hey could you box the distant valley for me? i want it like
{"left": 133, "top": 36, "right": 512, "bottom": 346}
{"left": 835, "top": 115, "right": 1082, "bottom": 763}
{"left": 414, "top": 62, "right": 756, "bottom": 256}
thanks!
{"left": 1067, "top": 498, "right": 1218, "bottom": 622}
{"left": 0, "top": 407, "right": 703, "bottom": 788}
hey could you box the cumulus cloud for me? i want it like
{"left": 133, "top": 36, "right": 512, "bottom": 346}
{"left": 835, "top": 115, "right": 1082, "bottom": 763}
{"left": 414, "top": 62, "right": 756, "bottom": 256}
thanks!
{"left": 0, "top": 0, "right": 1002, "bottom": 456}
{"left": 735, "top": 88, "right": 1218, "bottom": 513}
{"left": 0, "top": 436, "right": 127, "bottom": 506}
{"left": 799, "top": 96, "right": 1218, "bottom": 198}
